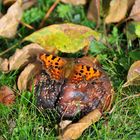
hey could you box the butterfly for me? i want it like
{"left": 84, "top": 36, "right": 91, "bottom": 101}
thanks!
{"left": 32, "top": 54, "right": 112, "bottom": 119}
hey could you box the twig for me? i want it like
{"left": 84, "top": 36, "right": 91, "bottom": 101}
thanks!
{"left": 0, "top": 42, "right": 20, "bottom": 56}
{"left": 20, "top": 20, "right": 35, "bottom": 30}
{"left": 39, "top": 0, "right": 60, "bottom": 28}
{"left": 109, "top": 93, "right": 140, "bottom": 114}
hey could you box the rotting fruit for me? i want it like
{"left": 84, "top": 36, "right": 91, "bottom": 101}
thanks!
{"left": 29, "top": 54, "right": 113, "bottom": 119}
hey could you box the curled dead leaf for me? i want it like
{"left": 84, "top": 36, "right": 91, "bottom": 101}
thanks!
{"left": 0, "top": 0, "right": 23, "bottom": 38}
{"left": 60, "top": 109, "right": 102, "bottom": 140}
{"left": 105, "top": 0, "right": 135, "bottom": 24}
{"left": 87, "top": 0, "right": 100, "bottom": 25}
{"left": 123, "top": 61, "right": 140, "bottom": 87}
{"left": 129, "top": 0, "right": 140, "bottom": 21}
{"left": 17, "top": 62, "right": 42, "bottom": 91}
{"left": 0, "top": 86, "right": 15, "bottom": 105}
{"left": 24, "top": 23, "right": 102, "bottom": 53}
{"left": 1, "top": 43, "right": 46, "bottom": 73}
{"left": 60, "top": 0, "right": 86, "bottom": 5}
{"left": 8, "top": 43, "right": 46, "bottom": 71}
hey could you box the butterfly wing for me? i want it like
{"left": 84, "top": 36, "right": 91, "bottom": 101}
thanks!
{"left": 39, "top": 54, "right": 67, "bottom": 80}
{"left": 69, "top": 64, "right": 101, "bottom": 83}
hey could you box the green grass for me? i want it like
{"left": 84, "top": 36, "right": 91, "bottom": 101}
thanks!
{"left": 0, "top": 64, "right": 140, "bottom": 140}
{"left": 0, "top": 0, "right": 140, "bottom": 140}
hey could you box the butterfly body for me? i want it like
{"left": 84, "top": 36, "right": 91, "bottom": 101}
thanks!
{"left": 31, "top": 54, "right": 112, "bottom": 119}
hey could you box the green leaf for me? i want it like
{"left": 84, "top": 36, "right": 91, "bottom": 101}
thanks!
{"left": 23, "top": 23, "right": 102, "bottom": 53}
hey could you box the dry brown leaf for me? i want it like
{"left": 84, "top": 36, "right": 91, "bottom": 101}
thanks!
{"left": 87, "top": 0, "right": 100, "bottom": 25}
{"left": 60, "top": 109, "right": 102, "bottom": 140}
{"left": 60, "top": 0, "right": 86, "bottom": 5}
{"left": 3, "top": 0, "right": 16, "bottom": 5}
{"left": 59, "top": 120, "right": 72, "bottom": 130}
{"left": 0, "top": 58, "right": 9, "bottom": 72}
{"left": 0, "top": 86, "right": 15, "bottom": 105}
{"left": 123, "top": 60, "right": 140, "bottom": 87}
{"left": 127, "top": 0, "right": 136, "bottom": 9}
{"left": 17, "top": 62, "right": 42, "bottom": 91}
{"left": 1, "top": 43, "right": 46, "bottom": 72}
{"left": 0, "top": 0, "right": 23, "bottom": 38}
{"left": 8, "top": 119, "right": 16, "bottom": 133}
{"left": 129, "top": 0, "right": 140, "bottom": 21}
{"left": 3, "top": 0, "right": 36, "bottom": 10}
{"left": 22, "top": 0, "right": 37, "bottom": 10}
{"left": 0, "top": 136, "right": 4, "bottom": 140}
{"left": 8, "top": 43, "right": 45, "bottom": 71}
{"left": 105, "top": 0, "right": 135, "bottom": 24}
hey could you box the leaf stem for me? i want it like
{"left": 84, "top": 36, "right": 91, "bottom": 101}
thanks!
{"left": 39, "top": 0, "right": 61, "bottom": 28}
